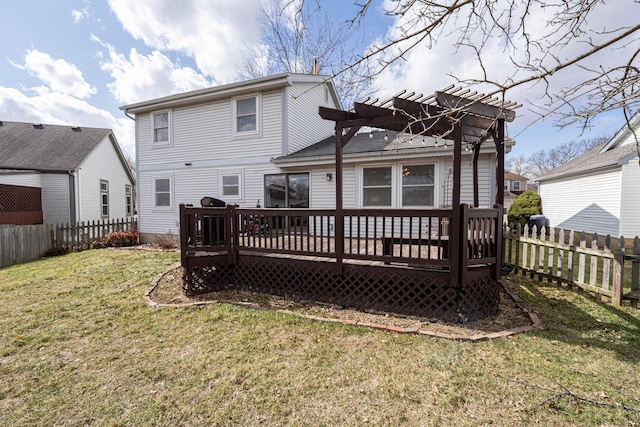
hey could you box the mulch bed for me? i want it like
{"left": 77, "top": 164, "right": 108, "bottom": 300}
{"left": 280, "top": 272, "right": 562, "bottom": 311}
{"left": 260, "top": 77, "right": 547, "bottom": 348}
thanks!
{"left": 145, "top": 262, "right": 541, "bottom": 340}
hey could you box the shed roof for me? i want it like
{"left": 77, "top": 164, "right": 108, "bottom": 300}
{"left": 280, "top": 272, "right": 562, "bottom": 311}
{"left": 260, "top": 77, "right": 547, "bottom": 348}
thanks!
{"left": 0, "top": 121, "right": 112, "bottom": 172}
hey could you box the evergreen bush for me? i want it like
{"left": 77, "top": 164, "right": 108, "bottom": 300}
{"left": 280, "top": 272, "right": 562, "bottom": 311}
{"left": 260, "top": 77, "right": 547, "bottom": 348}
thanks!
{"left": 507, "top": 190, "right": 542, "bottom": 226}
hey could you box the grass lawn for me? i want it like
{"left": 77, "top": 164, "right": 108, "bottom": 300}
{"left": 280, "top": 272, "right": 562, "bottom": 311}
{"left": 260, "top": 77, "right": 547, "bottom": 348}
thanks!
{"left": 1, "top": 249, "right": 639, "bottom": 426}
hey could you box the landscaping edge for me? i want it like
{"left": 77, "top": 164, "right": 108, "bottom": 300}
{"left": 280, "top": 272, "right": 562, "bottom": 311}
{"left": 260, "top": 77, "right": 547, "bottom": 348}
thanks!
{"left": 143, "top": 263, "right": 543, "bottom": 341}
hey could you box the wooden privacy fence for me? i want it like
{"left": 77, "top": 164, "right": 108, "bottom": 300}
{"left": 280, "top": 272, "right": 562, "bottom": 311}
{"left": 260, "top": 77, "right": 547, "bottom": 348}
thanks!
{"left": 504, "top": 224, "right": 640, "bottom": 307}
{"left": 0, "top": 224, "right": 54, "bottom": 268}
{"left": 55, "top": 217, "right": 137, "bottom": 246}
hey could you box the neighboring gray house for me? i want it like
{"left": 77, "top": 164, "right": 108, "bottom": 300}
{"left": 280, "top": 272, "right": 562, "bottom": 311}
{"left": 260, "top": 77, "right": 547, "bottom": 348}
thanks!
{"left": 537, "top": 113, "right": 640, "bottom": 237}
{"left": 121, "top": 73, "right": 515, "bottom": 243}
{"left": 0, "top": 121, "right": 135, "bottom": 225}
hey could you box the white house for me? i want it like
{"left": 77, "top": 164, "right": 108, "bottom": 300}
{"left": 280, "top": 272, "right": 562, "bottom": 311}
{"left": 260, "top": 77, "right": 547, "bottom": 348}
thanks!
{"left": 0, "top": 121, "right": 135, "bottom": 225}
{"left": 537, "top": 112, "right": 640, "bottom": 237}
{"left": 121, "top": 73, "right": 514, "bottom": 243}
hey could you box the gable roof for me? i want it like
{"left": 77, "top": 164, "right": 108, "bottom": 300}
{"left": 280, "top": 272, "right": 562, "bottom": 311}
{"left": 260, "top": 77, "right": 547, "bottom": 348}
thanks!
{"left": 121, "top": 73, "right": 341, "bottom": 114}
{"left": 505, "top": 171, "right": 528, "bottom": 182}
{"left": 536, "top": 141, "right": 637, "bottom": 182}
{"left": 0, "top": 121, "right": 132, "bottom": 180}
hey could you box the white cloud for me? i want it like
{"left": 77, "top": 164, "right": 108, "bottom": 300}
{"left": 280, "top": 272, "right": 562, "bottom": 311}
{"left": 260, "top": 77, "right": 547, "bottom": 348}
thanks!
{"left": 91, "top": 35, "right": 211, "bottom": 104}
{"left": 13, "top": 50, "right": 97, "bottom": 99}
{"left": 0, "top": 86, "right": 135, "bottom": 159}
{"left": 107, "top": 0, "right": 263, "bottom": 83}
{"left": 72, "top": 6, "right": 90, "bottom": 23}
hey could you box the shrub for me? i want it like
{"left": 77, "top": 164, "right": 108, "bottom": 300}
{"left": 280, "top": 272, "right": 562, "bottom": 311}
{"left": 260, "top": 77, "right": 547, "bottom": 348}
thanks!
{"left": 43, "top": 245, "right": 71, "bottom": 257}
{"left": 43, "top": 243, "right": 87, "bottom": 257}
{"left": 153, "top": 233, "right": 178, "bottom": 250}
{"left": 103, "top": 229, "right": 139, "bottom": 247}
{"left": 507, "top": 190, "right": 542, "bottom": 226}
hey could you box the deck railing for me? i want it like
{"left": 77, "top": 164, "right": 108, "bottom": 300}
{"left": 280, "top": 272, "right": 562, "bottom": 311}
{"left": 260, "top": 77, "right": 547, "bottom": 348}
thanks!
{"left": 180, "top": 204, "right": 501, "bottom": 275}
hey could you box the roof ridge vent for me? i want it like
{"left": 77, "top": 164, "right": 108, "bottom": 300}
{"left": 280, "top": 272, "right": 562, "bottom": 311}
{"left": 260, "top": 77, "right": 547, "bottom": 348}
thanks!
{"left": 71, "top": 126, "right": 81, "bottom": 132}
{"left": 32, "top": 124, "right": 44, "bottom": 129}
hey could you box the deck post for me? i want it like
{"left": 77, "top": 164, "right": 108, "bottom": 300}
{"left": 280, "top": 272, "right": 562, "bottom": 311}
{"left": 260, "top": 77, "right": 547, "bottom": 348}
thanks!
{"left": 450, "top": 123, "right": 463, "bottom": 287}
{"left": 179, "top": 204, "right": 188, "bottom": 267}
{"left": 494, "top": 204, "right": 504, "bottom": 280}
{"left": 227, "top": 204, "right": 238, "bottom": 265}
{"left": 459, "top": 203, "right": 469, "bottom": 287}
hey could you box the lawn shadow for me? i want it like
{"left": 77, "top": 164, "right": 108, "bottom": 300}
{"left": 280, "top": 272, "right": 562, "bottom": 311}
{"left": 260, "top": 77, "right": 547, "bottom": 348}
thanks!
{"left": 507, "top": 274, "right": 640, "bottom": 363}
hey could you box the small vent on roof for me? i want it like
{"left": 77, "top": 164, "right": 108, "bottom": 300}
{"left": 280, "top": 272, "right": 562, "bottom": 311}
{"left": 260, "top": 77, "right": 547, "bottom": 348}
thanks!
{"left": 71, "top": 126, "right": 81, "bottom": 132}
{"left": 32, "top": 124, "right": 44, "bottom": 129}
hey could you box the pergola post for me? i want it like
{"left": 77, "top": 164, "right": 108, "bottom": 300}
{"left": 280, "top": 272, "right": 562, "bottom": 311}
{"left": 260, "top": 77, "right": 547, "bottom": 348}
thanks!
{"left": 495, "top": 119, "right": 505, "bottom": 207}
{"left": 335, "top": 125, "right": 344, "bottom": 275}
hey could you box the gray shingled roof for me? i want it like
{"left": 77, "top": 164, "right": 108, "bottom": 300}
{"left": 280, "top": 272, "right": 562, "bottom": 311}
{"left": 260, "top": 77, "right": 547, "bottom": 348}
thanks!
{"left": 0, "top": 121, "right": 111, "bottom": 171}
{"left": 274, "top": 130, "right": 403, "bottom": 162}
{"left": 536, "top": 142, "right": 637, "bottom": 182}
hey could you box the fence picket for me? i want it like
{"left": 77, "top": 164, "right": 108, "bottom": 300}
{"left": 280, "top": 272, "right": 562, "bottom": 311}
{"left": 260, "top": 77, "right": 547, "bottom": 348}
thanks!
{"left": 603, "top": 235, "right": 611, "bottom": 291}
{"left": 633, "top": 237, "right": 640, "bottom": 292}
{"left": 538, "top": 226, "right": 546, "bottom": 276}
{"left": 522, "top": 224, "right": 529, "bottom": 272}
{"left": 590, "top": 233, "right": 599, "bottom": 288}
{"left": 548, "top": 227, "right": 555, "bottom": 279}
{"left": 567, "top": 230, "right": 575, "bottom": 287}
{"left": 578, "top": 232, "right": 586, "bottom": 284}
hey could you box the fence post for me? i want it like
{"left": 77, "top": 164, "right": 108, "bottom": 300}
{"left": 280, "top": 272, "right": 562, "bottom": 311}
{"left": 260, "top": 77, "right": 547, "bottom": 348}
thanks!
{"left": 612, "top": 237, "right": 625, "bottom": 308}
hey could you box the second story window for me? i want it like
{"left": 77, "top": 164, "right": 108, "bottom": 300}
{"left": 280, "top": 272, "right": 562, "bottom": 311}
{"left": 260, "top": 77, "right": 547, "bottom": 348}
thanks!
{"left": 234, "top": 95, "right": 259, "bottom": 135}
{"left": 152, "top": 111, "right": 170, "bottom": 145}
{"left": 512, "top": 181, "right": 521, "bottom": 191}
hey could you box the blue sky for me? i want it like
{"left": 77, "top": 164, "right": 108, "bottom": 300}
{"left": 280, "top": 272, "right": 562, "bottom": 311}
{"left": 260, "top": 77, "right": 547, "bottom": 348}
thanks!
{"left": 0, "top": 0, "right": 633, "bottom": 161}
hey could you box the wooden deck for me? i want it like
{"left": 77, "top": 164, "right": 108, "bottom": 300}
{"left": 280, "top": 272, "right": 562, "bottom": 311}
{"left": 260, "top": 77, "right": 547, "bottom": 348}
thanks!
{"left": 179, "top": 204, "right": 503, "bottom": 320}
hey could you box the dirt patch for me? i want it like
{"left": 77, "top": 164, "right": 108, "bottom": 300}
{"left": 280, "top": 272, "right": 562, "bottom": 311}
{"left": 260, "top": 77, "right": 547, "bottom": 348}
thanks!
{"left": 147, "top": 265, "right": 538, "bottom": 338}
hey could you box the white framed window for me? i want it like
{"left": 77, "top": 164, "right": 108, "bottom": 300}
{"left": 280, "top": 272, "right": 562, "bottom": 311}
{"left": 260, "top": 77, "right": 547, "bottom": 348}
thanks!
{"left": 401, "top": 164, "right": 435, "bottom": 207}
{"left": 233, "top": 94, "right": 260, "bottom": 136}
{"left": 100, "top": 180, "right": 109, "bottom": 218}
{"left": 153, "top": 176, "right": 172, "bottom": 209}
{"left": 512, "top": 181, "right": 521, "bottom": 191}
{"left": 125, "top": 184, "right": 133, "bottom": 216}
{"left": 504, "top": 182, "right": 509, "bottom": 190}
{"left": 151, "top": 110, "right": 171, "bottom": 146}
{"left": 362, "top": 166, "right": 392, "bottom": 207}
{"left": 220, "top": 172, "right": 243, "bottom": 200}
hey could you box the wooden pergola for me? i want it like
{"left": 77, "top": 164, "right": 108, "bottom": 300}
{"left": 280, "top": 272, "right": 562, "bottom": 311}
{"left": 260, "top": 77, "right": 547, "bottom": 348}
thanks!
{"left": 179, "top": 86, "right": 521, "bottom": 320}
{"left": 319, "top": 87, "right": 519, "bottom": 283}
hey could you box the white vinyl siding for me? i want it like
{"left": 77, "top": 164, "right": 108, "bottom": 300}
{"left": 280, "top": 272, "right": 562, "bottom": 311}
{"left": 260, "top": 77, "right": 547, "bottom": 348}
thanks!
{"left": 287, "top": 82, "right": 337, "bottom": 154}
{"left": 77, "top": 135, "right": 133, "bottom": 221}
{"left": 620, "top": 158, "right": 640, "bottom": 237}
{"left": 41, "top": 173, "right": 70, "bottom": 224}
{"left": 0, "top": 172, "right": 41, "bottom": 187}
{"left": 444, "top": 154, "right": 492, "bottom": 207}
{"left": 539, "top": 169, "right": 621, "bottom": 236}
